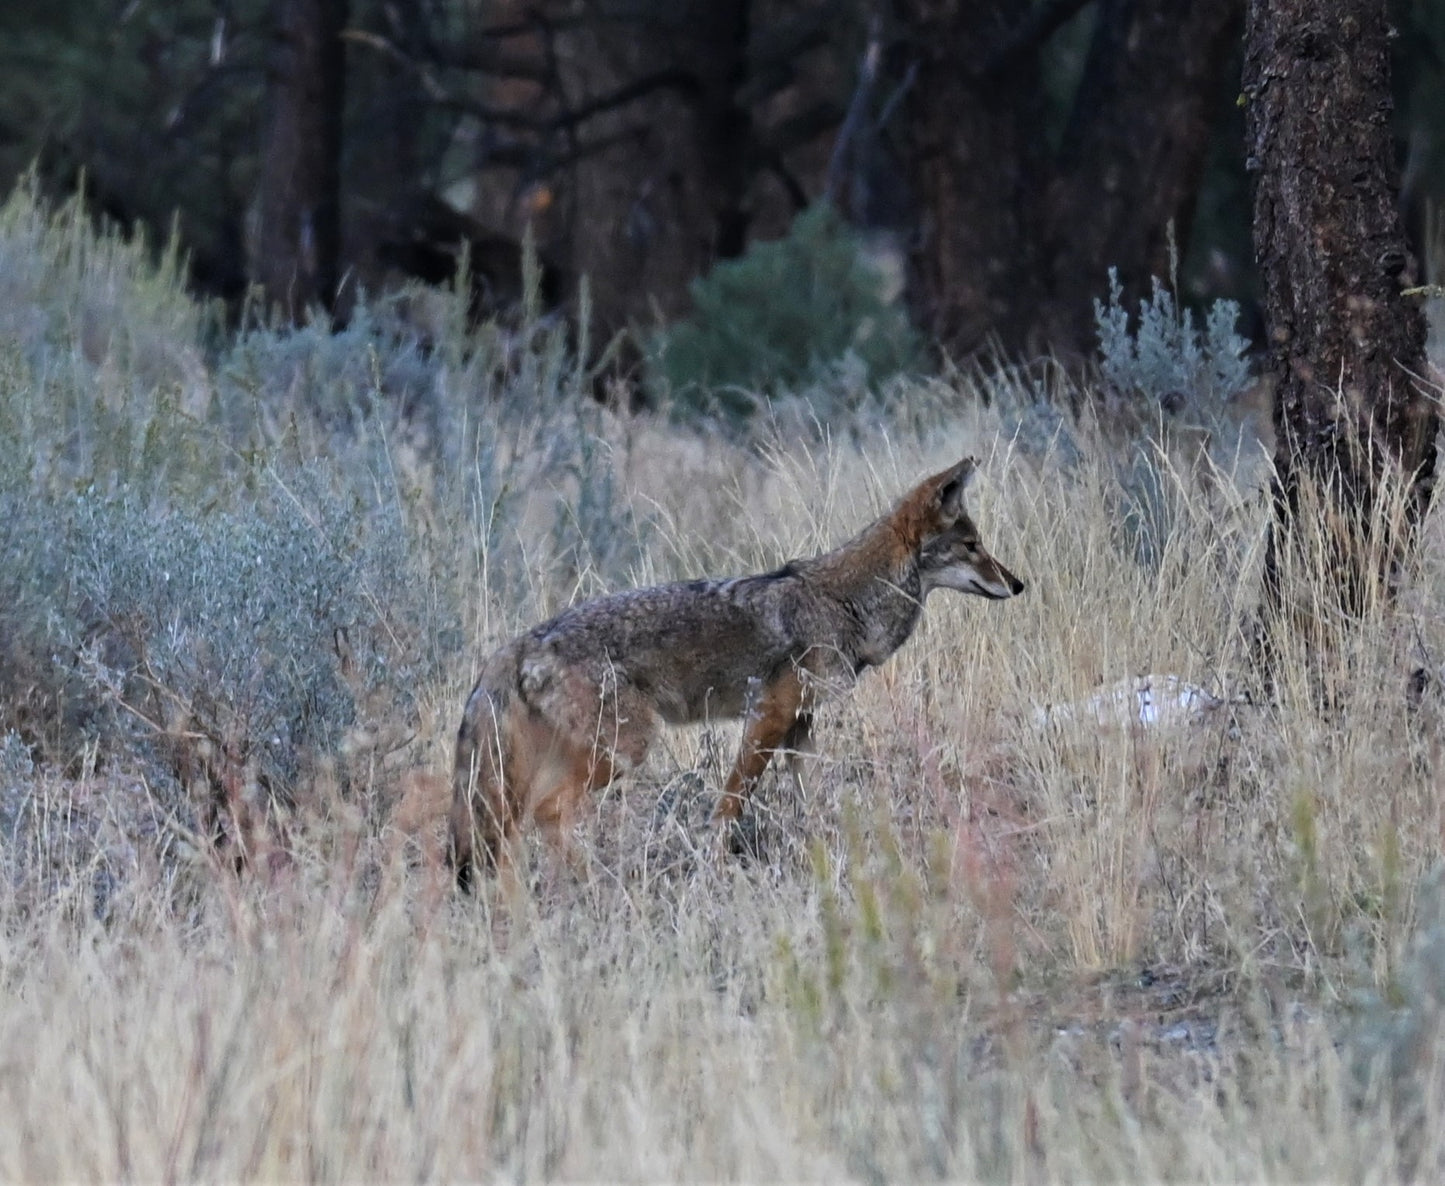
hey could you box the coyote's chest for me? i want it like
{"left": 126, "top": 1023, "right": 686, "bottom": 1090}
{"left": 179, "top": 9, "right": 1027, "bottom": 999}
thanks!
{"left": 840, "top": 571, "right": 925, "bottom": 672}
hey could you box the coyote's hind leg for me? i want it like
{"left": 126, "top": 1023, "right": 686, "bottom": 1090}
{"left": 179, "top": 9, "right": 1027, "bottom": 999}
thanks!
{"left": 449, "top": 683, "right": 526, "bottom": 895}
{"left": 528, "top": 704, "right": 655, "bottom": 882}
{"left": 449, "top": 748, "right": 519, "bottom": 894}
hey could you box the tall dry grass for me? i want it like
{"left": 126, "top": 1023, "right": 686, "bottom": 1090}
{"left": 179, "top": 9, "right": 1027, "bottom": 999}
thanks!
{"left": 5, "top": 418, "right": 1445, "bottom": 1180}
{"left": 1, "top": 183, "right": 1444, "bottom": 1180}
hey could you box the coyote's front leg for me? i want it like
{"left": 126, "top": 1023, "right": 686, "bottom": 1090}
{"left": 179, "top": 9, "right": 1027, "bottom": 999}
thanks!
{"left": 714, "top": 665, "right": 813, "bottom": 847}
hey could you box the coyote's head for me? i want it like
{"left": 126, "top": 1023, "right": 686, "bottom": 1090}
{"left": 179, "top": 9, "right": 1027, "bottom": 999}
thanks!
{"left": 912, "top": 458, "right": 1025, "bottom": 600}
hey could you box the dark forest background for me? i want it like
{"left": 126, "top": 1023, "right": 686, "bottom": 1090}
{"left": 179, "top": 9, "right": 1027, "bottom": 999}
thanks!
{"left": 0, "top": 3, "right": 1414, "bottom": 368}
{"left": 2, "top": 2, "right": 1444, "bottom": 383}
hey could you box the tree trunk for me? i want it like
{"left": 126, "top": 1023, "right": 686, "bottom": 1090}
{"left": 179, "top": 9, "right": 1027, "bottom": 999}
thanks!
{"left": 1244, "top": 0, "right": 1437, "bottom": 635}
{"left": 251, "top": 0, "right": 348, "bottom": 319}
{"left": 1045, "top": 0, "right": 1243, "bottom": 356}
{"left": 687, "top": 0, "right": 754, "bottom": 262}
{"left": 890, "top": 0, "right": 1242, "bottom": 360}
{"left": 892, "top": 1, "right": 1047, "bottom": 357}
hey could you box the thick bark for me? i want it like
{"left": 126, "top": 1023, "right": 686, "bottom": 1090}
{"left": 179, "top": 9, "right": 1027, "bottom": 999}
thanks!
{"left": 892, "top": 1, "right": 1047, "bottom": 357}
{"left": 1045, "top": 0, "right": 1243, "bottom": 355}
{"left": 1244, "top": 0, "right": 1437, "bottom": 626}
{"left": 251, "top": 0, "right": 348, "bottom": 319}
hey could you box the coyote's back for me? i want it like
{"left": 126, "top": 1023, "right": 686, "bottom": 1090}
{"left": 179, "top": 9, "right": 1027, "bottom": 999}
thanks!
{"left": 449, "top": 456, "right": 1023, "bottom": 891}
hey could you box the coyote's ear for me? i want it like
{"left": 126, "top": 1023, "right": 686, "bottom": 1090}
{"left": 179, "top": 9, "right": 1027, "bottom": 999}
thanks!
{"left": 935, "top": 457, "right": 977, "bottom": 520}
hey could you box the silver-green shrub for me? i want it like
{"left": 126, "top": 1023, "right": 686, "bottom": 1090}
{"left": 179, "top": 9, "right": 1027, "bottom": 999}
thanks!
{"left": 1093, "top": 267, "right": 1252, "bottom": 424}
{"left": 57, "top": 461, "right": 452, "bottom": 800}
{"left": 1093, "top": 270, "right": 1254, "bottom": 569}
{"left": 217, "top": 300, "right": 451, "bottom": 444}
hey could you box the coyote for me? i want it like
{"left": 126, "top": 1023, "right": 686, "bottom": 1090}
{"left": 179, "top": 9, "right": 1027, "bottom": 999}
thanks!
{"left": 449, "top": 457, "right": 1024, "bottom": 890}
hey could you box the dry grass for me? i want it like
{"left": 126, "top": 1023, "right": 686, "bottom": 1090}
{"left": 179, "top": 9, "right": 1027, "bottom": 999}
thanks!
{"left": 5, "top": 386, "right": 1445, "bottom": 1181}
{"left": 1, "top": 181, "right": 1443, "bottom": 1179}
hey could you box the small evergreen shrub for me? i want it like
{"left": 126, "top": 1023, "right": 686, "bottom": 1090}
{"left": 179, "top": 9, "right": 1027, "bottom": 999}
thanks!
{"left": 1093, "top": 267, "right": 1252, "bottom": 425}
{"left": 1093, "top": 268, "right": 1253, "bottom": 569}
{"left": 0, "top": 174, "right": 207, "bottom": 407}
{"left": 648, "top": 204, "right": 922, "bottom": 422}
{"left": 217, "top": 300, "right": 451, "bottom": 443}
{"left": 51, "top": 462, "right": 457, "bottom": 842}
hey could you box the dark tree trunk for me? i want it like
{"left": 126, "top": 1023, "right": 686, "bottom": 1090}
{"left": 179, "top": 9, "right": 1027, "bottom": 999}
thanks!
{"left": 1044, "top": 0, "right": 1243, "bottom": 355}
{"left": 531, "top": 0, "right": 774, "bottom": 338}
{"left": 251, "top": 0, "right": 348, "bottom": 319}
{"left": 1244, "top": 0, "right": 1437, "bottom": 633}
{"left": 890, "top": 0, "right": 1241, "bottom": 360}
{"left": 892, "top": 1, "right": 1047, "bottom": 357}
{"left": 688, "top": 0, "right": 754, "bottom": 262}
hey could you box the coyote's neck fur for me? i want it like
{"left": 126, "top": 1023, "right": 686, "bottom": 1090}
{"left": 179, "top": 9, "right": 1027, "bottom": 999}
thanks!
{"left": 782, "top": 518, "right": 927, "bottom": 673}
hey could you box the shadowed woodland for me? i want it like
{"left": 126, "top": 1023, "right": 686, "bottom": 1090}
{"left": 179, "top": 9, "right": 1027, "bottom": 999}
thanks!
{"left": 0, "top": 0, "right": 1278, "bottom": 351}
{"left": 5, "top": 2, "right": 1445, "bottom": 362}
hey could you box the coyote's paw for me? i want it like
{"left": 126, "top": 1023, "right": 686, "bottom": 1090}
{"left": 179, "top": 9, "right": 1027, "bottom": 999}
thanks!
{"left": 722, "top": 813, "right": 762, "bottom": 861}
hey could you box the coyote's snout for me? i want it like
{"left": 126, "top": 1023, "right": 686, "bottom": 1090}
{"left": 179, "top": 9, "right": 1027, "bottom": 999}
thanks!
{"left": 449, "top": 457, "right": 1023, "bottom": 890}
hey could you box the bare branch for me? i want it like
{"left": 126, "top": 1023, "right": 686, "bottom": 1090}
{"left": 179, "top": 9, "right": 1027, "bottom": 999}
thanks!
{"left": 350, "top": 29, "right": 701, "bottom": 136}
{"left": 761, "top": 151, "right": 810, "bottom": 212}
{"left": 766, "top": 100, "right": 845, "bottom": 156}
{"left": 420, "top": 43, "right": 550, "bottom": 83}
{"left": 553, "top": 69, "right": 703, "bottom": 130}
{"left": 826, "top": 21, "right": 881, "bottom": 204}
{"left": 970, "top": 0, "right": 1095, "bottom": 79}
